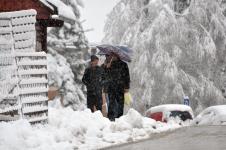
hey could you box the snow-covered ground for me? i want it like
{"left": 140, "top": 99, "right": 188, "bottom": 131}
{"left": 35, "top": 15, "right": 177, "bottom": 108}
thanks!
{"left": 0, "top": 100, "right": 188, "bottom": 150}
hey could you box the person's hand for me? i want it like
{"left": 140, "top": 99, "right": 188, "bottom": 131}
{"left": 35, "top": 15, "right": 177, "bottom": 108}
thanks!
{"left": 106, "top": 63, "right": 111, "bottom": 68}
{"left": 124, "top": 89, "right": 129, "bottom": 93}
{"left": 106, "top": 57, "right": 113, "bottom": 68}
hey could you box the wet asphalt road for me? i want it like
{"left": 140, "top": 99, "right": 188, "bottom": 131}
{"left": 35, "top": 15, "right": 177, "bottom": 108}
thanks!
{"left": 101, "top": 126, "right": 226, "bottom": 150}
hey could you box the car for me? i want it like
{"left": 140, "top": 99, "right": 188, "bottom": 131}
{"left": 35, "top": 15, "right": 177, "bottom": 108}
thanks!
{"left": 192, "top": 105, "right": 226, "bottom": 125}
{"left": 145, "top": 104, "right": 194, "bottom": 123}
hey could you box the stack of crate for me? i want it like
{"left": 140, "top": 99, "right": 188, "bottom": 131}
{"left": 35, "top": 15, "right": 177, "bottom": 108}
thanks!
{"left": 17, "top": 52, "right": 48, "bottom": 123}
{"left": 0, "top": 10, "right": 48, "bottom": 124}
{"left": 0, "top": 13, "right": 21, "bottom": 121}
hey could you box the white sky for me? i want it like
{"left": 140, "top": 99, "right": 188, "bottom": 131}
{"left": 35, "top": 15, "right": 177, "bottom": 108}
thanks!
{"left": 80, "top": 0, "right": 120, "bottom": 44}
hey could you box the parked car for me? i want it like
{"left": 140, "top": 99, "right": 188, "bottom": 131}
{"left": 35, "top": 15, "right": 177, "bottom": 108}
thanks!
{"left": 192, "top": 105, "right": 226, "bottom": 125}
{"left": 145, "top": 104, "right": 194, "bottom": 123}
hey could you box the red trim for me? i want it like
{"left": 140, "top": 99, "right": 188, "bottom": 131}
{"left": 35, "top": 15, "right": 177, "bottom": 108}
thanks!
{"left": 150, "top": 112, "right": 163, "bottom": 122}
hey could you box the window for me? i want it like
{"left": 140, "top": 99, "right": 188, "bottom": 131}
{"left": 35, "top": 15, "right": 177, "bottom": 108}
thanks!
{"left": 170, "top": 111, "right": 192, "bottom": 121}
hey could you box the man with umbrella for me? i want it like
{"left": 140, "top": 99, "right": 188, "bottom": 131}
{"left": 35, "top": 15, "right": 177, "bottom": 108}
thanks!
{"left": 98, "top": 45, "right": 131, "bottom": 121}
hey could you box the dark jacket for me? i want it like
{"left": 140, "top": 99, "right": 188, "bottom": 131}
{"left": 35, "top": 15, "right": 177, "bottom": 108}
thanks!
{"left": 102, "top": 59, "right": 130, "bottom": 92}
{"left": 82, "top": 66, "right": 103, "bottom": 94}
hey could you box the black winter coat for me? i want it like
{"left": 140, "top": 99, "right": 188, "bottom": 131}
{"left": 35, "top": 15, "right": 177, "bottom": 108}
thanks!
{"left": 102, "top": 59, "right": 130, "bottom": 92}
{"left": 82, "top": 66, "right": 103, "bottom": 94}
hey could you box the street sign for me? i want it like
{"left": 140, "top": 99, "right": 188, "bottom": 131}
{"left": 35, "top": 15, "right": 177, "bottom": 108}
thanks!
{"left": 183, "top": 96, "right": 190, "bottom": 106}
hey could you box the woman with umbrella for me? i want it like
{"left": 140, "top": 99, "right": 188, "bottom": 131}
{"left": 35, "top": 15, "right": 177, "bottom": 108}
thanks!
{"left": 98, "top": 45, "right": 131, "bottom": 121}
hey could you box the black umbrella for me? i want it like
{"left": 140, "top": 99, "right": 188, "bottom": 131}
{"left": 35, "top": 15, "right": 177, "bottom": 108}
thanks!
{"left": 96, "top": 44, "right": 132, "bottom": 62}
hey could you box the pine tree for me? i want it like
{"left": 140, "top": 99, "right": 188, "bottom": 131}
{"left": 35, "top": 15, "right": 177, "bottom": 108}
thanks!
{"left": 47, "top": 0, "right": 88, "bottom": 110}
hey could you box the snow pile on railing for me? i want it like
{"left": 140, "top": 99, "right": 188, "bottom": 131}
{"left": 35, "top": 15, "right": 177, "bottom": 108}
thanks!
{"left": 0, "top": 104, "right": 186, "bottom": 150}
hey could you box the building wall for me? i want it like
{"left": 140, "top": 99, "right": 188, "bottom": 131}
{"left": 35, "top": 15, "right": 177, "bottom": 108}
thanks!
{"left": 36, "top": 25, "right": 47, "bottom": 52}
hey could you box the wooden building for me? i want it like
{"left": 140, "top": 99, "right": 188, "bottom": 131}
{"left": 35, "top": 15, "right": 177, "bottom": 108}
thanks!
{"left": 0, "top": 0, "right": 65, "bottom": 52}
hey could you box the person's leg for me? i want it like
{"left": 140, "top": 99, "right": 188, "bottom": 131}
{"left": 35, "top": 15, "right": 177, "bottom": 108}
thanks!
{"left": 116, "top": 90, "right": 124, "bottom": 118}
{"left": 105, "top": 93, "right": 109, "bottom": 106}
{"left": 107, "top": 92, "right": 117, "bottom": 121}
{"left": 92, "top": 94, "right": 100, "bottom": 112}
{"left": 96, "top": 91, "right": 103, "bottom": 111}
{"left": 87, "top": 93, "right": 95, "bottom": 112}
{"left": 93, "top": 105, "right": 97, "bottom": 112}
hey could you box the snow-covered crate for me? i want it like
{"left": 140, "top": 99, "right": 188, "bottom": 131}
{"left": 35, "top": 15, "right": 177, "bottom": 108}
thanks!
{"left": 0, "top": 12, "right": 19, "bottom": 122}
{"left": 0, "top": 9, "right": 36, "bottom": 52}
{"left": 15, "top": 39, "right": 34, "bottom": 49}
{"left": 0, "top": 10, "right": 48, "bottom": 124}
{"left": 0, "top": 19, "right": 10, "bottom": 27}
{"left": 18, "top": 52, "right": 48, "bottom": 124}
{"left": 0, "top": 27, "right": 11, "bottom": 34}
{"left": 0, "top": 17, "right": 11, "bottom": 35}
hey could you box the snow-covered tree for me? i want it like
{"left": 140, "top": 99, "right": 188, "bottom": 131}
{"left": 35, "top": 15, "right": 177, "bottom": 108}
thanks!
{"left": 47, "top": 0, "right": 88, "bottom": 110}
{"left": 103, "top": 0, "right": 226, "bottom": 114}
{"left": 47, "top": 48, "right": 86, "bottom": 109}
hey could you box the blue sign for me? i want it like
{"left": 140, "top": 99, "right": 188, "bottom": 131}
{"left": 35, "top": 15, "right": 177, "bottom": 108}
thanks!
{"left": 183, "top": 96, "right": 190, "bottom": 106}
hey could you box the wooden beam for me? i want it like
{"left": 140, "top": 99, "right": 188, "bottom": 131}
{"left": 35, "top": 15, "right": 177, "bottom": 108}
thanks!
{"left": 36, "top": 19, "right": 64, "bottom": 27}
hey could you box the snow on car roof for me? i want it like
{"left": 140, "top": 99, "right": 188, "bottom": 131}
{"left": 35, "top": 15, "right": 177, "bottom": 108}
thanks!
{"left": 194, "top": 105, "right": 226, "bottom": 125}
{"left": 147, "top": 104, "right": 193, "bottom": 114}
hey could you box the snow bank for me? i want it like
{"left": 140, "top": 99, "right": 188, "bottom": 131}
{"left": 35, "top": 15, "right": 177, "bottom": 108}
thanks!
{"left": 0, "top": 105, "right": 183, "bottom": 150}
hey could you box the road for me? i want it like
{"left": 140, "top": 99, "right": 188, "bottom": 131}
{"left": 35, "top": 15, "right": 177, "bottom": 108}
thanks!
{"left": 101, "top": 126, "right": 226, "bottom": 150}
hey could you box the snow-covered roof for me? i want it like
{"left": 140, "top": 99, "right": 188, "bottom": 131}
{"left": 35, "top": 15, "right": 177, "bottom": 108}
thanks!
{"left": 39, "top": 0, "right": 54, "bottom": 11}
{"left": 147, "top": 104, "right": 193, "bottom": 114}
{"left": 40, "top": 0, "right": 76, "bottom": 23}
